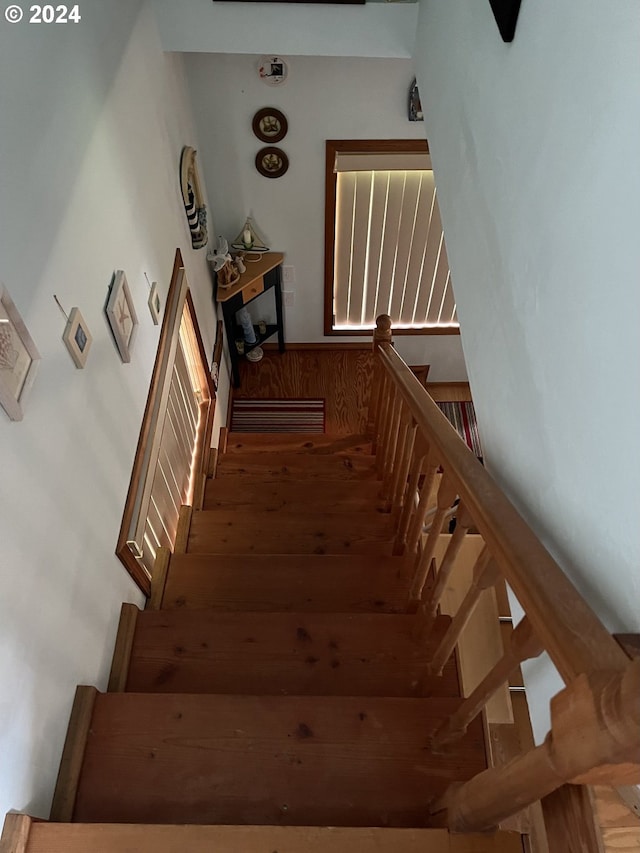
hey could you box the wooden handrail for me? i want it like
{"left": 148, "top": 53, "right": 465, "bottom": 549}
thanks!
{"left": 371, "top": 316, "right": 638, "bottom": 832}
{"left": 374, "top": 340, "right": 629, "bottom": 682}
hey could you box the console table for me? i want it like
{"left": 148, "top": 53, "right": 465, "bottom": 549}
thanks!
{"left": 216, "top": 252, "right": 285, "bottom": 388}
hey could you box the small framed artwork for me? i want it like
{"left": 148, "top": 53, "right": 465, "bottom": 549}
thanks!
{"left": 62, "top": 307, "right": 92, "bottom": 368}
{"left": 252, "top": 107, "right": 288, "bottom": 143}
{"left": 255, "top": 146, "right": 289, "bottom": 179}
{"left": 211, "top": 319, "right": 223, "bottom": 393}
{"left": 106, "top": 270, "right": 138, "bottom": 363}
{"left": 148, "top": 281, "right": 161, "bottom": 325}
{"left": 0, "top": 283, "right": 41, "bottom": 421}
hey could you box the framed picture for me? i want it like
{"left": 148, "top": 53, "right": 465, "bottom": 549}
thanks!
{"left": 0, "top": 284, "right": 40, "bottom": 421}
{"left": 255, "top": 146, "right": 289, "bottom": 179}
{"left": 252, "top": 107, "right": 288, "bottom": 143}
{"left": 211, "top": 319, "right": 223, "bottom": 393}
{"left": 106, "top": 270, "right": 138, "bottom": 363}
{"left": 62, "top": 307, "right": 92, "bottom": 368}
{"left": 148, "top": 281, "right": 161, "bottom": 325}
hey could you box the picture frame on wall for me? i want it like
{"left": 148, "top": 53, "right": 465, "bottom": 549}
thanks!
{"left": 62, "top": 307, "right": 92, "bottom": 368}
{"left": 147, "top": 281, "right": 161, "bottom": 325}
{"left": 211, "top": 319, "right": 223, "bottom": 393}
{"left": 106, "top": 270, "right": 138, "bottom": 363}
{"left": 0, "top": 283, "right": 41, "bottom": 421}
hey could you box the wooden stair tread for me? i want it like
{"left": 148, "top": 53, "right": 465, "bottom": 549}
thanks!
{"left": 125, "top": 611, "right": 459, "bottom": 697}
{"left": 215, "top": 452, "right": 378, "bottom": 480}
{"left": 225, "top": 433, "right": 372, "bottom": 454}
{"left": 162, "top": 553, "right": 411, "bottom": 612}
{"left": 203, "top": 478, "right": 383, "bottom": 512}
{"left": 187, "top": 510, "right": 395, "bottom": 556}
{"left": 73, "top": 693, "right": 488, "bottom": 826}
{"left": 21, "top": 821, "right": 523, "bottom": 853}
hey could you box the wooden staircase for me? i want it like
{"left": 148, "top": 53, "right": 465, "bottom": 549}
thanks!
{"left": 1, "top": 434, "right": 523, "bottom": 852}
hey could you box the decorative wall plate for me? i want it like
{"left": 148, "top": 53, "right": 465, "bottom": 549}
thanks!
{"left": 252, "top": 108, "right": 288, "bottom": 143}
{"left": 255, "top": 147, "right": 289, "bottom": 179}
{"left": 258, "top": 56, "right": 289, "bottom": 86}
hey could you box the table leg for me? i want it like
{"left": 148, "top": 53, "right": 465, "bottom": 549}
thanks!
{"left": 222, "top": 306, "right": 241, "bottom": 388}
{"left": 275, "top": 266, "right": 286, "bottom": 353}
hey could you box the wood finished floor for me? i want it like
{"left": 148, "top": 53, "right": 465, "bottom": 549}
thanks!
{"left": 235, "top": 350, "right": 375, "bottom": 435}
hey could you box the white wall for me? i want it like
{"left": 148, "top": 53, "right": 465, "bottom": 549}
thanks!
{"left": 414, "top": 0, "right": 640, "bottom": 740}
{"left": 0, "top": 1, "right": 219, "bottom": 819}
{"left": 185, "top": 53, "right": 467, "bottom": 379}
{"left": 153, "top": 0, "right": 418, "bottom": 59}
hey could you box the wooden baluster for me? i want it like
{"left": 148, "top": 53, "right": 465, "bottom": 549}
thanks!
{"left": 381, "top": 401, "right": 403, "bottom": 502}
{"left": 367, "top": 362, "right": 381, "bottom": 446}
{"left": 377, "top": 382, "right": 397, "bottom": 478}
{"left": 393, "top": 437, "right": 427, "bottom": 556}
{"left": 403, "top": 453, "right": 439, "bottom": 557}
{"left": 368, "top": 360, "right": 385, "bottom": 451}
{"left": 419, "top": 502, "right": 475, "bottom": 619}
{"left": 390, "top": 418, "right": 417, "bottom": 520}
{"left": 427, "top": 548, "right": 500, "bottom": 676}
{"left": 432, "top": 660, "right": 640, "bottom": 832}
{"left": 369, "top": 314, "right": 392, "bottom": 446}
{"left": 382, "top": 409, "right": 411, "bottom": 511}
{"left": 431, "top": 616, "right": 542, "bottom": 749}
{"left": 375, "top": 373, "right": 393, "bottom": 473}
{"left": 409, "top": 477, "right": 459, "bottom": 604}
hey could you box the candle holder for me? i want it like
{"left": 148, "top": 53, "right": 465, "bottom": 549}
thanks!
{"left": 258, "top": 319, "right": 267, "bottom": 336}
{"left": 231, "top": 216, "right": 270, "bottom": 253}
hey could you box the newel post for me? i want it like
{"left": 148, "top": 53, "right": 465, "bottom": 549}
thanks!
{"left": 432, "top": 659, "right": 640, "bottom": 832}
{"left": 368, "top": 315, "right": 393, "bottom": 445}
{"left": 372, "top": 313, "right": 393, "bottom": 351}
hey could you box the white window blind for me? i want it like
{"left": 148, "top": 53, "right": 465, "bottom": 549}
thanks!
{"left": 332, "top": 152, "right": 457, "bottom": 332}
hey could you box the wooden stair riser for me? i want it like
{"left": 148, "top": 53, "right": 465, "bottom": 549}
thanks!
{"left": 71, "top": 693, "right": 487, "bottom": 827}
{"left": 161, "top": 554, "right": 413, "bottom": 613}
{"left": 187, "top": 511, "right": 394, "bottom": 556}
{"left": 1, "top": 816, "right": 524, "bottom": 853}
{"left": 121, "top": 611, "right": 460, "bottom": 698}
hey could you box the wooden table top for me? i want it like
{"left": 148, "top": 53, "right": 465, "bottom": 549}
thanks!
{"left": 216, "top": 252, "right": 284, "bottom": 303}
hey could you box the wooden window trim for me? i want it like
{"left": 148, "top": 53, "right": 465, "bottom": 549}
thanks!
{"left": 324, "top": 139, "right": 460, "bottom": 337}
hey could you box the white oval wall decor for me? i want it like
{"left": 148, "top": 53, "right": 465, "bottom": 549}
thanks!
{"left": 258, "top": 56, "right": 289, "bottom": 86}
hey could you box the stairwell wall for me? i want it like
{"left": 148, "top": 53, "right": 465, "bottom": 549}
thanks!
{"left": 413, "top": 0, "right": 640, "bottom": 740}
{"left": 0, "top": 0, "right": 221, "bottom": 821}
{"left": 184, "top": 53, "right": 468, "bottom": 380}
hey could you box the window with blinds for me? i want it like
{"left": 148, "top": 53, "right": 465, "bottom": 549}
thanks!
{"left": 325, "top": 141, "right": 459, "bottom": 335}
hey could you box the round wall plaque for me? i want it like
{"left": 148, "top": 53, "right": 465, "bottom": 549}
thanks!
{"left": 255, "top": 147, "right": 289, "bottom": 179}
{"left": 252, "top": 108, "right": 288, "bottom": 143}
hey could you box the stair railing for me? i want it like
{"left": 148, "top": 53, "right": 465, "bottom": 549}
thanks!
{"left": 369, "top": 314, "right": 639, "bottom": 832}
